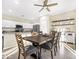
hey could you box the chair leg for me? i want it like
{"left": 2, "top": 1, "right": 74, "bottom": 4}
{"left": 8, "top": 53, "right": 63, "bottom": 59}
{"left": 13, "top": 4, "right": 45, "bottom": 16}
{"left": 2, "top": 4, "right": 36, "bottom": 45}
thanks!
{"left": 38, "top": 47, "right": 41, "bottom": 59}
{"left": 24, "top": 54, "right": 26, "bottom": 59}
{"left": 36, "top": 51, "right": 38, "bottom": 59}
{"left": 18, "top": 50, "right": 20, "bottom": 59}
{"left": 39, "top": 47, "right": 41, "bottom": 58}
{"left": 57, "top": 41, "right": 60, "bottom": 49}
{"left": 58, "top": 41, "right": 60, "bottom": 49}
{"left": 50, "top": 50, "right": 53, "bottom": 59}
{"left": 24, "top": 56, "right": 26, "bottom": 59}
{"left": 36, "top": 47, "right": 39, "bottom": 59}
{"left": 54, "top": 46, "right": 56, "bottom": 56}
{"left": 56, "top": 45, "right": 58, "bottom": 52}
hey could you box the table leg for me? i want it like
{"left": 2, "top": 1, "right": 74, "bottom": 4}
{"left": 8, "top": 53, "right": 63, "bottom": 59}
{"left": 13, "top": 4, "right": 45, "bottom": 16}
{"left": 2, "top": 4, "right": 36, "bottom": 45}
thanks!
{"left": 37, "top": 46, "right": 42, "bottom": 59}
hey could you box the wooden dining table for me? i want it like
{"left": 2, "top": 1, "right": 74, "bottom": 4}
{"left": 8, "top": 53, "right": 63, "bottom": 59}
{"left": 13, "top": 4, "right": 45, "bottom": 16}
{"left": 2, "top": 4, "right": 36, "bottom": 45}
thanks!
{"left": 23, "top": 35, "right": 52, "bottom": 59}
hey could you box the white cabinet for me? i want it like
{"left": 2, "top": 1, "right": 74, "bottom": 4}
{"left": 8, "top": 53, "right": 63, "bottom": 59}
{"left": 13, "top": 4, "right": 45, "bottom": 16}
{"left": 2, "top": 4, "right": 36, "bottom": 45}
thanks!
{"left": 64, "top": 32, "right": 75, "bottom": 43}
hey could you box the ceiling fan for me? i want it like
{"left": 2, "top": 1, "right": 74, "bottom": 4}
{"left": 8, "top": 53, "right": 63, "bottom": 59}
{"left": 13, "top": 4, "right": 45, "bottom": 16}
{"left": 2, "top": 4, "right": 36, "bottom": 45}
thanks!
{"left": 34, "top": 0, "right": 58, "bottom": 12}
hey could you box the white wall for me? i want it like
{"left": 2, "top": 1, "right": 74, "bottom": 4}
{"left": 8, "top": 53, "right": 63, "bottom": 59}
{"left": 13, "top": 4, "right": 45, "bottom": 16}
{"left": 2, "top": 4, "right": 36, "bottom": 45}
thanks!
{"left": 40, "top": 16, "right": 50, "bottom": 34}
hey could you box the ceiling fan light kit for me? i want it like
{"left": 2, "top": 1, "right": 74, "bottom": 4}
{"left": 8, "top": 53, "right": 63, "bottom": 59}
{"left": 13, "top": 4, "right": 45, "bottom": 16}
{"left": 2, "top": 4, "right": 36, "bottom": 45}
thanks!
{"left": 34, "top": 0, "right": 58, "bottom": 12}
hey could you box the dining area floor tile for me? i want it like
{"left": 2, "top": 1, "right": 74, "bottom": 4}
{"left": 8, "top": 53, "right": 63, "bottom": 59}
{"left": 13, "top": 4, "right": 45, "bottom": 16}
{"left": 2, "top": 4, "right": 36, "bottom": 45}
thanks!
{"left": 3, "top": 43, "right": 76, "bottom": 59}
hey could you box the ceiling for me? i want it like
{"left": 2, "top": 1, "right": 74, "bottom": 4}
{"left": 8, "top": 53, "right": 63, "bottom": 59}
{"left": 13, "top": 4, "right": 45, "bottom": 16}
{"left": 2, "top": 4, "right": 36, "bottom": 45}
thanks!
{"left": 2, "top": 0, "right": 76, "bottom": 22}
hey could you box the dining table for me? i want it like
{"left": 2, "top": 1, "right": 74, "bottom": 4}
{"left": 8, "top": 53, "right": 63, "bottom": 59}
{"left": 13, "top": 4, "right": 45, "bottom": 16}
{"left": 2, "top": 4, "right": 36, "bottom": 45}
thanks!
{"left": 23, "top": 35, "right": 52, "bottom": 59}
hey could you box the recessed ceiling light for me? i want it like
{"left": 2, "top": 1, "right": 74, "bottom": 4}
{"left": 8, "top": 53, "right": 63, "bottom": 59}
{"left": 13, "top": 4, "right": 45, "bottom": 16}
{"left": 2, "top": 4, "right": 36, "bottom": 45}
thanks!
{"left": 15, "top": 1, "right": 19, "bottom": 5}
{"left": 9, "top": 9, "right": 12, "bottom": 12}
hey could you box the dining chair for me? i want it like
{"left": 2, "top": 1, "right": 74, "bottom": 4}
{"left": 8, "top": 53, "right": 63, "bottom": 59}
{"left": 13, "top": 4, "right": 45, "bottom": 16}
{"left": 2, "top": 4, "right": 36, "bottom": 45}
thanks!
{"left": 53, "top": 32, "right": 61, "bottom": 56}
{"left": 57, "top": 32, "right": 61, "bottom": 49}
{"left": 40, "top": 31, "right": 56, "bottom": 59}
{"left": 15, "top": 32, "right": 38, "bottom": 59}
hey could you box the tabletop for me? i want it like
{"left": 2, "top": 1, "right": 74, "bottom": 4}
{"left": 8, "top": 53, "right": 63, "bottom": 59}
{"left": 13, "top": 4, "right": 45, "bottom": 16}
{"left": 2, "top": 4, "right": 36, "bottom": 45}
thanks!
{"left": 23, "top": 35, "right": 52, "bottom": 45}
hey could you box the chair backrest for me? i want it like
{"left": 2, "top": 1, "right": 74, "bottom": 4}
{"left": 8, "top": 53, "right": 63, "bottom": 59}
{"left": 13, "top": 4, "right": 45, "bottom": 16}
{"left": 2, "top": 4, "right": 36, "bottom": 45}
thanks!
{"left": 50, "top": 31, "right": 57, "bottom": 40}
{"left": 58, "top": 32, "right": 61, "bottom": 40}
{"left": 15, "top": 32, "right": 25, "bottom": 53}
{"left": 49, "top": 31, "right": 57, "bottom": 44}
{"left": 54, "top": 32, "right": 61, "bottom": 44}
{"left": 47, "top": 31, "right": 57, "bottom": 48}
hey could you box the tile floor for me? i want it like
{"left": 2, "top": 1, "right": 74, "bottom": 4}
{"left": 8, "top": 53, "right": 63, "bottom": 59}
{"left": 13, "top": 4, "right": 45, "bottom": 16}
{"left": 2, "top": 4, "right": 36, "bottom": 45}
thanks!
{"left": 2, "top": 42, "right": 76, "bottom": 59}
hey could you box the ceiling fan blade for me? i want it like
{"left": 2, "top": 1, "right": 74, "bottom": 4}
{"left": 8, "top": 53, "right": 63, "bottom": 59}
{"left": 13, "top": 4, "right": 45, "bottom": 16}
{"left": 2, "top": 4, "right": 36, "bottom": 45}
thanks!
{"left": 39, "top": 8, "right": 44, "bottom": 12}
{"left": 46, "top": 7, "right": 50, "bottom": 12}
{"left": 34, "top": 4, "right": 43, "bottom": 7}
{"left": 44, "top": 0, "right": 48, "bottom": 5}
{"left": 47, "top": 3, "right": 58, "bottom": 7}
